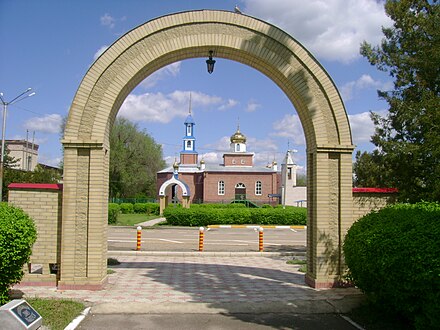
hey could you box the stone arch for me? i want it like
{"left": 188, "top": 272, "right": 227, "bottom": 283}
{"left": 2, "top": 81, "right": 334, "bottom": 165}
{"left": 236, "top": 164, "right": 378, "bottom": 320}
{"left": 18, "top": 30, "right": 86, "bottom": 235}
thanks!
{"left": 61, "top": 10, "right": 354, "bottom": 289}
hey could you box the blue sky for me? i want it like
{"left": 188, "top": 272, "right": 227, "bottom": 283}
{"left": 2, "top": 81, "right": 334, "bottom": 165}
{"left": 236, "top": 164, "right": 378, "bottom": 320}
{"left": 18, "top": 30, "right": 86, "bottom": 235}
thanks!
{"left": 0, "top": 0, "right": 393, "bottom": 172}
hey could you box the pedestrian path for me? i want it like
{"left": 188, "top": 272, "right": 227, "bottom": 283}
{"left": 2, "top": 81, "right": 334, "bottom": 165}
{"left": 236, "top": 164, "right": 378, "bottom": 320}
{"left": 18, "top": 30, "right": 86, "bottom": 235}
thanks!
{"left": 13, "top": 254, "right": 363, "bottom": 313}
{"left": 136, "top": 217, "right": 166, "bottom": 227}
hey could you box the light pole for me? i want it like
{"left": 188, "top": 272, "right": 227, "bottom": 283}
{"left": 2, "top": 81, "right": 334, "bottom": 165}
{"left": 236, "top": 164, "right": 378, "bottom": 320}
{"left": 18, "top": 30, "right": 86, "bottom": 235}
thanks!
{"left": 0, "top": 88, "right": 35, "bottom": 201}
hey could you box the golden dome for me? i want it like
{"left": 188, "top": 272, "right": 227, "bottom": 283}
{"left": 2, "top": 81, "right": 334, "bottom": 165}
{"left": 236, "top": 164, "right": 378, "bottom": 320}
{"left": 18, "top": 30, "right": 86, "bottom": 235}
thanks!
{"left": 230, "top": 128, "right": 246, "bottom": 143}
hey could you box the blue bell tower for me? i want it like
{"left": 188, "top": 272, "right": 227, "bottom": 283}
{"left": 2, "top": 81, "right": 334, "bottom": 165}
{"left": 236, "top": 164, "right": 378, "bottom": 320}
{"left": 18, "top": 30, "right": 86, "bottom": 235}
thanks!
{"left": 180, "top": 94, "right": 198, "bottom": 165}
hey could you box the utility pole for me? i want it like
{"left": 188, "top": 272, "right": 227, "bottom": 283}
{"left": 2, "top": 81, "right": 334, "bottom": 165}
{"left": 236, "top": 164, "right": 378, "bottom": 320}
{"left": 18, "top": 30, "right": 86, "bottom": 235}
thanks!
{"left": 0, "top": 89, "right": 35, "bottom": 201}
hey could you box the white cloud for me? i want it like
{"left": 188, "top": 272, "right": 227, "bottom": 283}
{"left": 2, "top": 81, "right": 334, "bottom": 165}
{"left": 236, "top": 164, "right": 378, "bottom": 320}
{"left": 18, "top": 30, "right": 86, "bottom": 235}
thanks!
{"left": 140, "top": 62, "right": 182, "bottom": 89}
{"left": 93, "top": 45, "right": 109, "bottom": 61}
{"left": 100, "top": 13, "right": 116, "bottom": 29}
{"left": 218, "top": 99, "right": 239, "bottom": 111}
{"left": 243, "top": 0, "right": 392, "bottom": 62}
{"left": 246, "top": 99, "right": 261, "bottom": 112}
{"left": 119, "top": 90, "right": 223, "bottom": 124}
{"left": 200, "top": 151, "right": 222, "bottom": 164}
{"left": 348, "top": 111, "right": 375, "bottom": 144}
{"left": 271, "top": 114, "right": 306, "bottom": 146}
{"left": 23, "top": 114, "right": 63, "bottom": 134}
{"left": 341, "top": 74, "right": 391, "bottom": 101}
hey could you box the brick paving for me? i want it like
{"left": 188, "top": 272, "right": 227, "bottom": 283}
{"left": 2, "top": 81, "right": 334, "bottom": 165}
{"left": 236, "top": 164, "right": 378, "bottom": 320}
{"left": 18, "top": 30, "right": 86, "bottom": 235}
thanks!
{"left": 13, "top": 255, "right": 360, "bottom": 305}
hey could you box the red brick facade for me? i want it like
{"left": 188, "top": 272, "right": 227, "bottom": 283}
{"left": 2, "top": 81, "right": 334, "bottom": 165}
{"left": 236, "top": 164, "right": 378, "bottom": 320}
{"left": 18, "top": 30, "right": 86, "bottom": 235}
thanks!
{"left": 157, "top": 169, "right": 279, "bottom": 205}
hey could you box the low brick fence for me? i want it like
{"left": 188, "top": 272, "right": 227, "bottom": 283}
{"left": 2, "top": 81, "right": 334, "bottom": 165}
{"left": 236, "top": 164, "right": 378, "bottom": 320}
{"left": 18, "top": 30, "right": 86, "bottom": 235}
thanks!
{"left": 8, "top": 183, "right": 63, "bottom": 286}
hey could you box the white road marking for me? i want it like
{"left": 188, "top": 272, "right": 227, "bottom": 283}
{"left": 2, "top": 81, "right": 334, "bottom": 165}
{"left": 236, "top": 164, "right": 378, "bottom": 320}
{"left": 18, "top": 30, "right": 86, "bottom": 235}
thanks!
{"left": 158, "top": 239, "right": 184, "bottom": 244}
{"left": 204, "top": 243, "right": 249, "bottom": 246}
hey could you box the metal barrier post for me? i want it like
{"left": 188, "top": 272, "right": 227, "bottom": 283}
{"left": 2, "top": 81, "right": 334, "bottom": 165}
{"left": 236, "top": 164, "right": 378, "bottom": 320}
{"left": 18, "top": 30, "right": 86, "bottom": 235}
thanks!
{"left": 136, "top": 226, "right": 142, "bottom": 251}
{"left": 258, "top": 226, "right": 264, "bottom": 252}
{"left": 199, "top": 227, "right": 205, "bottom": 252}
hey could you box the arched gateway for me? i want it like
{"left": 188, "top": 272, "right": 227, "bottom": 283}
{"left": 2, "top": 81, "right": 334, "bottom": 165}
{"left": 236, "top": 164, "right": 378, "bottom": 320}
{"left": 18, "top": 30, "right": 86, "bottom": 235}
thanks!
{"left": 61, "top": 10, "right": 354, "bottom": 289}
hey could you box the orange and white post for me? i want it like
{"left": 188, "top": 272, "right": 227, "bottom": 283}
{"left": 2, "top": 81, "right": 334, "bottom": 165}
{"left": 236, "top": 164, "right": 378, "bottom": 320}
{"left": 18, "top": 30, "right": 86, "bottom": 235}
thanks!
{"left": 198, "top": 227, "right": 205, "bottom": 252}
{"left": 258, "top": 226, "right": 264, "bottom": 252}
{"left": 136, "top": 225, "right": 142, "bottom": 251}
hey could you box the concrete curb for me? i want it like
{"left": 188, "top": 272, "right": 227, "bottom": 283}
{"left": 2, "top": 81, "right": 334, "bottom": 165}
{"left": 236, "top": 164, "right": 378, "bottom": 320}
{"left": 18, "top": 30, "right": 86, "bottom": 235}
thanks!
{"left": 108, "top": 250, "right": 306, "bottom": 257}
{"left": 64, "top": 307, "right": 91, "bottom": 330}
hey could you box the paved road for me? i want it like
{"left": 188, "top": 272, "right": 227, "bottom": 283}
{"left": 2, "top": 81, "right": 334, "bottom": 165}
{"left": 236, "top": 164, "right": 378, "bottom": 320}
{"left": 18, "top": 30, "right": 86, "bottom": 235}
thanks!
{"left": 80, "top": 312, "right": 360, "bottom": 330}
{"left": 108, "top": 226, "right": 307, "bottom": 252}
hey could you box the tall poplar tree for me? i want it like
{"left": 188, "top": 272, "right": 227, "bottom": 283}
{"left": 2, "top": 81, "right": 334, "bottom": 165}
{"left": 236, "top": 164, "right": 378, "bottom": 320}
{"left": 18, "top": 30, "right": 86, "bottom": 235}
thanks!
{"left": 109, "top": 117, "right": 165, "bottom": 199}
{"left": 357, "top": 0, "right": 440, "bottom": 202}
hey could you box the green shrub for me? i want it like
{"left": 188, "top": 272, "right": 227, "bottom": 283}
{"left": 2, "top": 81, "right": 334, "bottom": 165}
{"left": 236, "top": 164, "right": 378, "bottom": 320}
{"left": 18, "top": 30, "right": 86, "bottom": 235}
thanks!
{"left": 119, "top": 203, "right": 134, "bottom": 214}
{"left": 108, "top": 203, "right": 120, "bottom": 224}
{"left": 0, "top": 204, "right": 37, "bottom": 304}
{"left": 133, "top": 203, "right": 159, "bottom": 215}
{"left": 146, "top": 202, "right": 160, "bottom": 215}
{"left": 343, "top": 202, "right": 440, "bottom": 329}
{"left": 191, "top": 203, "right": 246, "bottom": 208}
{"left": 163, "top": 205, "right": 306, "bottom": 227}
{"left": 133, "top": 203, "right": 148, "bottom": 214}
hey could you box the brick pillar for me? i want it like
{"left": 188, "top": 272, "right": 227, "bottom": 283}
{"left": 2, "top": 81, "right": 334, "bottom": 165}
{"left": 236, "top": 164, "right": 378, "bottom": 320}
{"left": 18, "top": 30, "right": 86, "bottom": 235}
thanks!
{"left": 306, "top": 146, "right": 354, "bottom": 288}
{"left": 58, "top": 142, "right": 109, "bottom": 290}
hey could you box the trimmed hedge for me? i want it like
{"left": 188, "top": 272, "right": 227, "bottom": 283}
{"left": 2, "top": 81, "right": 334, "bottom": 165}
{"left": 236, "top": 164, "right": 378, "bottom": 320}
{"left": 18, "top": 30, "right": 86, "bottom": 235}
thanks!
{"left": 0, "top": 204, "right": 37, "bottom": 304}
{"left": 108, "top": 203, "right": 120, "bottom": 224}
{"left": 163, "top": 205, "right": 306, "bottom": 227}
{"left": 119, "top": 203, "right": 134, "bottom": 214}
{"left": 343, "top": 202, "right": 440, "bottom": 329}
{"left": 133, "top": 203, "right": 160, "bottom": 215}
{"left": 190, "top": 203, "right": 246, "bottom": 208}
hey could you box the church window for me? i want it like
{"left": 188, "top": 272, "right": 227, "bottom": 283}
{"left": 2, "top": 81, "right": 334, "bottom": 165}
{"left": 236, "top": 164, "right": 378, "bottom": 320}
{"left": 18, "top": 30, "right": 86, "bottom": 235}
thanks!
{"left": 241, "top": 159, "right": 245, "bottom": 164}
{"left": 187, "top": 125, "right": 192, "bottom": 136}
{"left": 186, "top": 141, "right": 192, "bottom": 149}
{"left": 255, "top": 181, "right": 262, "bottom": 195}
{"left": 232, "top": 159, "right": 236, "bottom": 164}
{"left": 288, "top": 168, "right": 292, "bottom": 180}
{"left": 236, "top": 144, "right": 240, "bottom": 152}
{"left": 218, "top": 181, "right": 225, "bottom": 195}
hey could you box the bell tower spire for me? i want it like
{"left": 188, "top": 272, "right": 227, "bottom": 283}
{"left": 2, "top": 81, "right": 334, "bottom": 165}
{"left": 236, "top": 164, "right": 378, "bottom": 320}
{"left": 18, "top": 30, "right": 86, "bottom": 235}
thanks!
{"left": 180, "top": 93, "right": 198, "bottom": 165}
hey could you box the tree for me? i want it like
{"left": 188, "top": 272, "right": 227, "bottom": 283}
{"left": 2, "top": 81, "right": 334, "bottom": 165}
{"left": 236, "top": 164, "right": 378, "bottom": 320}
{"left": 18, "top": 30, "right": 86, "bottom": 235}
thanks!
{"left": 353, "top": 150, "right": 393, "bottom": 187}
{"left": 109, "top": 117, "right": 165, "bottom": 199}
{"left": 358, "top": 0, "right": 440, "bottom": 202}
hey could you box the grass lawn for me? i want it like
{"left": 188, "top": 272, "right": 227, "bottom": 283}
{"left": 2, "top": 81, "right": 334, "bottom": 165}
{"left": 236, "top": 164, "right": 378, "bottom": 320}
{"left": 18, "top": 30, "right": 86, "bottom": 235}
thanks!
{"left": 112, "top": 214, "right": 161, "bottom": 226}
{"left": 27, "top": 298, "right": 85, "bottom": 330}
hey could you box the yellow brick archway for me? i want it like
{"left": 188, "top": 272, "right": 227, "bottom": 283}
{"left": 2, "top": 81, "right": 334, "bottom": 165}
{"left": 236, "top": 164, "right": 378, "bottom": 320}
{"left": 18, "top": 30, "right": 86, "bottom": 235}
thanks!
{"left": 61, "top": 10, "right": 355, "bottom": 289}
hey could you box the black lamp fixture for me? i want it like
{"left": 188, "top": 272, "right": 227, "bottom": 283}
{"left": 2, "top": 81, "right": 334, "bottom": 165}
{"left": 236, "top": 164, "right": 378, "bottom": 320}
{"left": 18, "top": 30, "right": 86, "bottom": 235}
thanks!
{"left": 206, "top": 50, "right": 216, "bottom": 74}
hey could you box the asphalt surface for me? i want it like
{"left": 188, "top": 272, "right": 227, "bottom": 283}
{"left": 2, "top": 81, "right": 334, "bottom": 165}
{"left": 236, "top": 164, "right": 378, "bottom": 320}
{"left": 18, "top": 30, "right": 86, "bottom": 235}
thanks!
{"left": 79, "top": 312, "right": 360, "bottom": 330}
{"left": 108, "top": 226, "right": 307, "bottom": 253}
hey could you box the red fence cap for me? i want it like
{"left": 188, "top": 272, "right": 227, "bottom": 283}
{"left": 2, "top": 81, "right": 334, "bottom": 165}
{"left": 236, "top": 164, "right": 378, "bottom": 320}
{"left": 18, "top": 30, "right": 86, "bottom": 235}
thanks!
{"left": 352, "top": 187, "right": 398, "bottom": 193}
{"left": 8, "top": 183, "right": 63, "bottom": 190}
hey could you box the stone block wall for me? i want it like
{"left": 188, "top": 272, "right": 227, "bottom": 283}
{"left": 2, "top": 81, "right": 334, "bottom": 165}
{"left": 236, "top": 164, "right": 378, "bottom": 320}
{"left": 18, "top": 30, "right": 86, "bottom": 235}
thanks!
{"left": 8, "top": 183, "right": 63, "bottom": 286}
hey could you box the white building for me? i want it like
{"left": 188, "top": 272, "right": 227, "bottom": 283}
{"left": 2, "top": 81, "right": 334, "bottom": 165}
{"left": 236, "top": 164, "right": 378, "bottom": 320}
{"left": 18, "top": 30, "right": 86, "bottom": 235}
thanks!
{"left": 281, "top": 149, "right": 307, "bottom": 207}
{"left": 4, "top": 140, "right": 39, "bottom": 171}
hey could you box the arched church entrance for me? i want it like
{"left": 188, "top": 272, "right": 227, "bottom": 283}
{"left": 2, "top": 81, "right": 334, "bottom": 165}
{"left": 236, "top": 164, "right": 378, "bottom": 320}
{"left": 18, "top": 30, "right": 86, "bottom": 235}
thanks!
{"left": 61, "top": 10, "right": 354, "bottom": 290}
{"left": 235, "top": 183, "right": 247, "bottom": 200}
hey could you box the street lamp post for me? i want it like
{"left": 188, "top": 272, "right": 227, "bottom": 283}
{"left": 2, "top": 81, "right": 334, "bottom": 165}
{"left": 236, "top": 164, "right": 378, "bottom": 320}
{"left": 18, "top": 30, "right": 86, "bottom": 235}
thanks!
{"left": 0, "top": 88, "right": 35, "bottom": 201}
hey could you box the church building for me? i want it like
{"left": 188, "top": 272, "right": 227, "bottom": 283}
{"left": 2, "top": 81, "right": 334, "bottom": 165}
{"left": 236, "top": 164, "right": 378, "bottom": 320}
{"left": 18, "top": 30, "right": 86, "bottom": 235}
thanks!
{"left": 157, "top": 111, "right": 281, "bottom": 205}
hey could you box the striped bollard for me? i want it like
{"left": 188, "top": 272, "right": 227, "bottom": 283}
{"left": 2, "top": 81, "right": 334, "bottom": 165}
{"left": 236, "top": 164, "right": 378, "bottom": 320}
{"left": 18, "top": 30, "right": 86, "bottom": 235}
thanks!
{"left": 136, "top": 226, "right": 142, "bottom": 251}
{"left": 258, "top": 227, "right": 264, "bottom": 252}
{"left": 198, "top": 227, "right": 205, "bottom": 252}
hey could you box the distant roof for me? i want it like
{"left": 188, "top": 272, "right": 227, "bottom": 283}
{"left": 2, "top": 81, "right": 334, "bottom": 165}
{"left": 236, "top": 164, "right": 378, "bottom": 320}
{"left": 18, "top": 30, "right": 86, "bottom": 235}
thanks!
{"left": 6, "top": 139, "right": 39, "bottom": 149}
{"left": 158, "top": 163, "right": 278, "bottom": 174}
